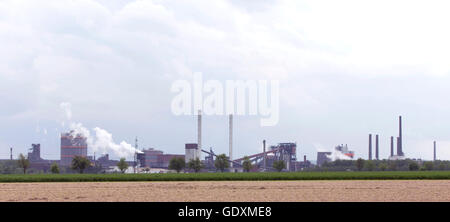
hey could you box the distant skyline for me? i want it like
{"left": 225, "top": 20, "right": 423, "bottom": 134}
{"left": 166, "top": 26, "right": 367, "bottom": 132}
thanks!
{"left": 1, "top": 0, "right": 450, "bottom": 161}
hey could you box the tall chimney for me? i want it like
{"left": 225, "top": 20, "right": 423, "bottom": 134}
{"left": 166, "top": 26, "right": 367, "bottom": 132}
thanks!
{"left": 396, "top": 137, "right": 400, "bottom": 156}
{"left": 433, "top": 141, "right": 436, "bottom": 161}
{"left": 229, "top": 114, "right": 233, "bottom": 168}
{"left": 197, "top": 110, "right": 202, "bottom": 159}
{"left": 398, "top": 116, "right": 403, "bottom": 156}
{"left": 263, "top": 140, "right": 266, "bottom": 170}
{"left": 368, "top": 134, "right": 372, "bottom": 160}
{"left": 390, "top": 136, "right": 394, "bottom": 157}
{"left": 375, "top": 134, "right": 379, "bottom": 160}
{"left": 304, "top": 155, "right": 307, "bottom": 163}
{"left": 10, "top": 147, "right": 12, "bottom": 160}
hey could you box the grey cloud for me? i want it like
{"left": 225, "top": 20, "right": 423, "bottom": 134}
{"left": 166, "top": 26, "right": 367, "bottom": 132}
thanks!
{"left": 0, "top": 0, "right": 449, "bottom": 161}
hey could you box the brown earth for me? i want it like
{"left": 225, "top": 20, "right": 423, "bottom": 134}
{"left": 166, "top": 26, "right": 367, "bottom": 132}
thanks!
{"left": 0, "top": 180, "right": 449, "bottom": 202}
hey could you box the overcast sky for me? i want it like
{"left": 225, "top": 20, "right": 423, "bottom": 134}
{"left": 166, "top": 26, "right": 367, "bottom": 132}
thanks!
{"left": 1, "top": 0, "right": 450, "bottom": 161}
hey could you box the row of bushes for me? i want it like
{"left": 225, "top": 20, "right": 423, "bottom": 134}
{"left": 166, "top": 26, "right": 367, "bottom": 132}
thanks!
{"left": 315, "top": 159, "right": 450, "bottom": 172}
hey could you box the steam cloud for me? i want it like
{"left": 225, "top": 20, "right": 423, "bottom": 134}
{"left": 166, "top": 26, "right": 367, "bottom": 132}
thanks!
{"left": 315, "top": 143, "right": 352, "bottom": 161}
{"left": 60, "top": 102, "right": 142, "bottom": 160}
{"left": 326, "top": 150, "right": 352, "bottom": 161}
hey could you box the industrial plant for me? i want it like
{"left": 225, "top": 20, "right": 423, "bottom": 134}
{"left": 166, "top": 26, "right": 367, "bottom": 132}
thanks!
{"left": 369, "top": 116, "right": 406, "bottom": 161}
{"left": 1, "top": 114, "right": 448, "bottom": 173}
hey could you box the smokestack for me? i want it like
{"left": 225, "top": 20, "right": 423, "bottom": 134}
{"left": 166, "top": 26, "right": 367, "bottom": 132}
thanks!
{"left": 434, "top": 141, "right": 436, "bottom": 161}
{"left": 134, "top": 137, "right": 138, "bottom": 173}
{"left": 198, "top": 110, "right": 202, "bottom": 159}
{"left": 397, "top": 137, "right": 400, "bottom": 156}
{"left": 10, "top": 147, "right": 12, "bottom": 160}
{"left": 390, "top": 136, "right": 394, "bottom": 157}
{"left": 398, "top": 116, "right": 403, "bottom": 156}
{"left": 368, "top": 134, "right": 372, "bottom": 160}
{"left": 263, "top": 140, "right": 266, "bottom": 170}
{"left": 304, "top": 155, "right": 307, "bottom": 163}
{"left": 375, "top": 135, "right": 379, "bottom": 160}
{"left": 229, "top": 114, "right": 233, "bottom": 168}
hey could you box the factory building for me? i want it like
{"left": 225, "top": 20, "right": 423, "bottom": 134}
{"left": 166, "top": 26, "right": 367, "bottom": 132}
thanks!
{"left": 185, "top": 143, "right": 199, "bottom": 163}
{"left": 143, "top": 148, "right": 163, "bottom": 167}
{"left": 335, "top": 144, "right": 354, "bottom": 159}
{"left": 97, "top": 154, "right": 118, "bottom": 167}
{"left": 276, "top": 143, "right": 297, "bottom": 171}
{"left": 157, "top": 154, "right": 185, "bottom": 168}
{"left": 295, "top": 155, "right": 311, "bottom": 169}
{"left": 139, "top": 148, "right": 184, "bottom": 168}
{"left": 232, "top": 142, "right": 298, "bottom": 172}
{"left": 24, "top": 144, "right": 59, "bottom": 172}
{"left": 95, "top": 154, "right": 134, "bottom": 171}
{"left": 203, "top": 148, "right": 215, "bottom": 169}
{"left": 60, "top": 132, "right": 88, "bottom": 166}
{"left": 316, "top": 152, "right": 332, "bottom": 166}
{"left": 27, "top": 144, "right": 42, "bottom": 162}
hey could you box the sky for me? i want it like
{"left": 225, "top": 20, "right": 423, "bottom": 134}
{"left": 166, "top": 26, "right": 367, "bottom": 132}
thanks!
{"left": 1, "top": 0, "right": 450, "bottom": 161}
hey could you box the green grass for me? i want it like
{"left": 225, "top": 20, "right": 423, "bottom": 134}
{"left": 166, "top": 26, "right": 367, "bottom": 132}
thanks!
{"left": 0, "top": 171, "right": 450, "bottom": 183}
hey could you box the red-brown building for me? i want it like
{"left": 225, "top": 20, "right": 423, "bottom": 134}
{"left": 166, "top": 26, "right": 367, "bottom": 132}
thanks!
{"left": 142, "top": 148, "right": 184, "bottom": 168}
{"left": 60, "top": 132, "right": 88, "bottom": 166}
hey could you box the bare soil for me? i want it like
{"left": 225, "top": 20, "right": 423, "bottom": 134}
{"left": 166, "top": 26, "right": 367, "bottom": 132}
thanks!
{"left": 1, "top": 180, "right": 449, "bottom": 202}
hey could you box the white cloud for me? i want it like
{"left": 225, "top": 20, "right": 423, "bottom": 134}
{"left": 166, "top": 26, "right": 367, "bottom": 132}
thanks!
{"left": 1, "top": 0, "right": 450, "bottom": 160}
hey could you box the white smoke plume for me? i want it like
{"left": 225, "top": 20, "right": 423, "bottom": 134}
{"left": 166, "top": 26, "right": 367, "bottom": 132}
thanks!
{"left": 315, "top": 143, "right": 353, "bottom": 161}
{"left": 90, "top": 127, "right": 142, "bottom": 158}
{"left": 60, "top": 102, "right": 141, "bottom": 160}
{"left": 326, "top": 150, "right": 352, "bottom": 161}
{"left": 69, "top": 122, "right": 91, "bottom": 141}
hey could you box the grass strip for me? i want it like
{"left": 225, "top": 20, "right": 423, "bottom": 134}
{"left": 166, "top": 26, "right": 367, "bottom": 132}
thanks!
{"left": 0, "top": 171, "right": 450, "bottom": 183}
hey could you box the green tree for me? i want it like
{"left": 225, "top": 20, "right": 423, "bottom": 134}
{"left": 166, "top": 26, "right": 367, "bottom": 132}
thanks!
{"left": 355, "top": 158, "right": 365, "bottom": 171}
{"left": 0, "top": 160, "right": 19, "bottom": 174}
{"left": 117, "top": 158, "right": 129, "bottom": 173}
{"left": 409, "top": 162, "right": 419, "bottom": 171}
{"left": 379, "top": 163, "right": 387, "bottom": 171}
{"left": 50, "top": 163, "right": 60, "bottom": 174}
{"left": 242, "top": 156, "right": 253, "bottom": 172}
{"left": 438, "top": 163, "right": 446, "bottom": 171}
{"left": 17, "top": 153, "right": 30, "bottom": 174}
{"left": 187, "top": 158, "right": 204, "bottom": 172}
{"left": 423, "top": 161, "right": 433, "bottom": 171}
{"left": 364, "top": 160, "right": 375, "bottom": 171}
{"left": 388, "top": 161, "right": 397, "bottom": 171}
{"left": 168, "top": 157, "right": 185, "bottom": 173}
{"left": 71, "top": 156, "right": 91, "bottom": 174}
{"left": 273, "top": 160, "right": 286, "bottom": 172}
{"left": 214, "top": 154, "right": 230, "bottom": 172}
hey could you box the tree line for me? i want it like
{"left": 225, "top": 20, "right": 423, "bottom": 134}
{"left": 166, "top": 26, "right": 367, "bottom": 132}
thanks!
{"left": 168, "top": 154, "right": 288, "bottom": 173}
{"left": 0, "top": 153, "right": 131, "bottom": 174}
{"left": 316, "top": 158, "right": 450, "bottom": 172}
{"left": 5, "top": 152, "right": 447, "bottom": 174}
